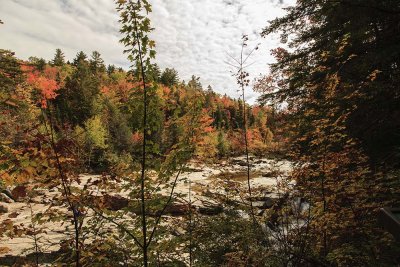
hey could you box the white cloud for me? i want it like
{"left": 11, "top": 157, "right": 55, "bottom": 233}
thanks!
{"left": 0, "top": 0, "right": 294, "bottom": 103}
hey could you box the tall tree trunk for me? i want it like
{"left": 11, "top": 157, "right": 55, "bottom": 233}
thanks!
{"left": 132, "top": 8, "right": 149, "bottom": 266}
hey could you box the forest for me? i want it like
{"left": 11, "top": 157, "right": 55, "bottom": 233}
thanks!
{"left": 0, "top": 0, "right": 399, "bottom": 266}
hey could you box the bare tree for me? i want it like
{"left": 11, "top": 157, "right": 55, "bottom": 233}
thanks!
{"left": 226, "top": 35, "right": 259, "bottom": 225}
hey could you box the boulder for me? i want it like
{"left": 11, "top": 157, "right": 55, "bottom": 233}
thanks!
{"left": 248, "top": 196, "right": 274, "bottom": 202}
{"left": 132, "top": 203, "right": 192, "bottom": 217}
{"left": 252, "top": 198, "right": 274, "bottom": 209}
{"left": 105, "top": 195, "right": 129, "bottom": 211}
{"left": 262, "top": 170, "right": 280, "bottom": 177}
{"left": 0, "top": 193, "right": 14, "bottom": 203}
{"left": 198, "top": 205, "right": 223, "bottom": 215}
{"left": 90, "top": 194, "right": 130, "bottom": 211}
{"left": 0, "top": 204, "right": 8, "bottom": 214}
{"left": 231, "top": 158, "right": 255, "bottom": 167}
{"left": 11, "top": 185, "right": 27, "bottom": 201}
{"left": 162, "top": 204, "right": 190, "bottom": 216}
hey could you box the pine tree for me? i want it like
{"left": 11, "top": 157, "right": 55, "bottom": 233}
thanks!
{"left": 54, "top": 58, "right": 100, "bottom": 125}
{"left": 90, "top": 51, "right": 105, "bottom": 73}
{"left": 106, "top": 64, "right": 116, "bottom": 75}
{"left": 28, "top": 56, "right": 47, "bottom": 71}
{"left": 73, "top": 51, "right": 88, "bottom": 66}
{"left": 160, "top": 68, "right": 179, "bottom": 87}
{"left": 188, "top": 75, "right": 202, "bottom": 90}
{"left": 148, "top": 63, "right": 161, "bottom": 82}
{"left": 51, "top": 48, "right": 65, "bottom": 66}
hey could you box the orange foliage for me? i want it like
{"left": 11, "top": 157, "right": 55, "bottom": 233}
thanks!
{"left": 219, "top": 95, "right": 233, "bottom": 107}
{"left": 20, "top": 64, "right": 35, "bottom": 72}
{"left": 161, "top": 85, "right": 171, "bottom": 95}
{"left": 43, "top": 66, "right": 58, "bottom": 80}
{"left": 199, "top": 109, "right": 215, "bottom": 133}
{"left": 101, "top": 86, "right": 111, "bottom": 95}
{"left": 131, "top": 131, "right": 143, "bottom": 144}
{"left": 26, "top": 72, "right": 59, "bottom": 108}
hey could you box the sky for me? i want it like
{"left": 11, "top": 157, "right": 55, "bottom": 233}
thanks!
{"left": 0, "top": 0, "right": 294, "bottom": 103}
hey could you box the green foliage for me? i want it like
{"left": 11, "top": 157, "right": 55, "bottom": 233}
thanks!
{"left": 217, "top": 130, "right": 229, "bottom": 157}
{"left": 160, "top": 68, "right": 179, "bottom": 87}
{"left": 2, "top": 1, "right": 399, "bottom": 266}
{"left": 0, "top": 49, "right": 35, "bottom": 149}
{"left": 117, "top": 0, "right": 156, "bottom": 65}
{"left": 107, "top": 64, "right": 116, "bottom": 75}
{"left": 104, "top": 99, "right": 133, "bottom": 154}
{"left": 51, "top": 48, "right": 65, "bottom": 66}
{"left": 0, "top": 49, "right": 23, "bottom": 100}
{"left": 90, "top": 51, "right": 106, "bottom": 73}
{"left": 73, "top": 51, "right": 88, "bottom": 66}
{"left": 54, "top": 57, "right": 100, "bottom": 125}
{"left": 84, "top": 115, "right": 108, "bottom": 149}
{"left": 28, "top": 56, "right": 46, "bottom": 71}
{"left": 187, "top": 75, "right": 202, "bottom": 90}
{"left": 147, "top": 63, "right": 161, "bottom": 82}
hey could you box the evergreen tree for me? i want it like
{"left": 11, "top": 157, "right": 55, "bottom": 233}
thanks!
{"left": 73, "top": 51, "right": 88, "bottom": 66}
{"left": 54, "top": 58, "right": 100, "bottom": 125}
{"left": 51, "top": 48, "right": 65, "bottom": 66}
{"left": 0, "top": 50, "right": 22, "bottom": 98}
{"left": 90, "top": 51, "right": 106, "bottom": 73}
{"left": 214, "top": 105, "right": 223, "bottom": 129}
{"left": 188, "top": 75, "right": 202, "bottom": 90}
{"left": 28, "top": 57, "right": 46, "bottom": 71}
{"left": 204, "top": 87, "right": 215, "bottom": 109}
{"left": 147, "top": 63, "right": 161, "bottom": 82}
{"left": 160, "top": 68, "right": 179, "bottom": 87}
{"left": 107, "top": 64, "right": 116, "bottom": 75}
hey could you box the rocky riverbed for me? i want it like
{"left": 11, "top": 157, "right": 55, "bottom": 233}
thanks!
{"left": 0, "top": 156, "right": 292, "bottom": 261}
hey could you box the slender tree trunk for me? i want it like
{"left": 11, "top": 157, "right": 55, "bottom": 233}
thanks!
{"left": 240, "top": 69, "right": 256, "bottom": 226}
{"left": 29, "top": 203, "right": 40, "bottom": 267}
{"left": 229, "top": 36, "right": 258, "bottom": 226}
{"left": 321, "top": 144, "right": 327, "bottom": 257}
{"left": 242, "top": 92, "right": 255, "bottom": 222}
{"left": 42, "top": 107, "right": 81, "bottom": 267}
{"left": 189, "top": 176, "right": 193, "bottom": 267}
{"left": 132, "top": 8, "right": 149, "bottom": 266}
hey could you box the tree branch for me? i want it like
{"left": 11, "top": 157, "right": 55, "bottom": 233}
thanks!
{"left": 146, "top": 167, "right": 183, "bottom": 247}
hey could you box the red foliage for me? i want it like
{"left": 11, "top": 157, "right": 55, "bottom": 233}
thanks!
{"left": 116, "top": 80, "right": 135, "bottom": 101}
{"left": 26, "top": 72, "right": 59, "bottom": 108}
{"left": 43, "top": 66, "right": 58, "bottom": 80}
{"left": 199, "top": 109, "right": 215, "bottom": 134}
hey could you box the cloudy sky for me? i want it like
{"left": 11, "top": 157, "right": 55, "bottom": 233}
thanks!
{"left": 0, "top": 0, "right": 294, "bottom": 103}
